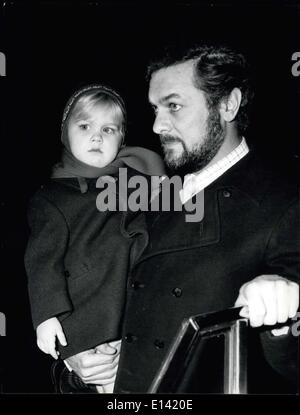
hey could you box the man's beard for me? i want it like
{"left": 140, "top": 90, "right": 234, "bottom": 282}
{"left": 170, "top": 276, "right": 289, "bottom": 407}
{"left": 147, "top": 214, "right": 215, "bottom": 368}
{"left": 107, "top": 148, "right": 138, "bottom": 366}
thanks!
{"left": 160, "top": 108, "right": 225, "bottom": 177}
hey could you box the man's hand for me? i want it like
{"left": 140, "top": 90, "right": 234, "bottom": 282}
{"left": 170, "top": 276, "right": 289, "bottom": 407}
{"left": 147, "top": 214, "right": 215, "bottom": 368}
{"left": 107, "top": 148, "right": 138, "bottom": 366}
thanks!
{"left": 96, "top": 382, "right": 115, "bottom": 393}
{"left": 235, "top": 275, "right": 299, "bottom": 334}
{"left": 65, "top": 340, "right": 121, "bottom": 385}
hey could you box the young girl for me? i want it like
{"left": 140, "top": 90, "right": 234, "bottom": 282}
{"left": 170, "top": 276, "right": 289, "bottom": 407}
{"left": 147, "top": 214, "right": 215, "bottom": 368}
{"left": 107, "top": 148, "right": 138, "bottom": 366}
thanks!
{"left": 25, "top": 84, "right": 165, "bottom": 393}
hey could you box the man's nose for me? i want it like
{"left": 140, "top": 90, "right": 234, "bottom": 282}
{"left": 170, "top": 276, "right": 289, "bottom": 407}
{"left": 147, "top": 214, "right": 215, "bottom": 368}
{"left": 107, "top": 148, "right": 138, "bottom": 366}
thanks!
{"left": 153, "top": 112, "right": 171, "bottom": 135}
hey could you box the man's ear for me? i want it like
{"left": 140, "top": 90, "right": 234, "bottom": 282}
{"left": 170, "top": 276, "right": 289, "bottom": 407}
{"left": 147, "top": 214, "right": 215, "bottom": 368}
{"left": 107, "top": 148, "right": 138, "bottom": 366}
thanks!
{"left": 219, "top": 88, "right": 242, "bottom": 122}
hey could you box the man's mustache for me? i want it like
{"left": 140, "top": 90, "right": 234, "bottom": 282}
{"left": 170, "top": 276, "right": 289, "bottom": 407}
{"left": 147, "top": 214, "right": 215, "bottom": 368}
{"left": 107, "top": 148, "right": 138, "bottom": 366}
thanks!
{"left": 160, "top": 135, "right": 182, "bottom": 145}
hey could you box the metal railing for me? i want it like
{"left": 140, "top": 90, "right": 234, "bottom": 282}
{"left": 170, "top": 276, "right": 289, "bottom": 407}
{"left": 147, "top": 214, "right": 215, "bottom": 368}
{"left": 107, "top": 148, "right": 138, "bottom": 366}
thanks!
{"left": 149, "top": 307, "right": 249, "bottom": 394}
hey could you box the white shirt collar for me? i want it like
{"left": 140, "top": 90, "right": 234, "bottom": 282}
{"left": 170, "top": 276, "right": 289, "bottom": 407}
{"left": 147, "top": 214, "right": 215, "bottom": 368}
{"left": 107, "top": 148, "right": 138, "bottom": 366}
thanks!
{"left": 179, "top": 137, "right": 249, "bottom": 204}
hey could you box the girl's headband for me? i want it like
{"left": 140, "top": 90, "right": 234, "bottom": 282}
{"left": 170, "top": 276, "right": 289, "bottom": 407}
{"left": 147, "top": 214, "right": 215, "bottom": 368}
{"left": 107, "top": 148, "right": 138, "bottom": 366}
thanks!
{"left": 61, "top": 84, "right": 127, "bottom": 129}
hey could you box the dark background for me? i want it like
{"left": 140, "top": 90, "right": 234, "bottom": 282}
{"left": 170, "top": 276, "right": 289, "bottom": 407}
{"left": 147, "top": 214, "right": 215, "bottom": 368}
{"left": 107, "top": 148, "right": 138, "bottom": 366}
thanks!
{"left": 0, "top": 0, "right": 299, "bottom": 393}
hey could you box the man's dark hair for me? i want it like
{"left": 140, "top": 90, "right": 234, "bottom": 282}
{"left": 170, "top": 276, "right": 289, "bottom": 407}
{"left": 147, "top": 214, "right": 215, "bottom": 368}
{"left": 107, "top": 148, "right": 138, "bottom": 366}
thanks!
{"left": 147, "top": 44, "right": 254, "bottom": 134}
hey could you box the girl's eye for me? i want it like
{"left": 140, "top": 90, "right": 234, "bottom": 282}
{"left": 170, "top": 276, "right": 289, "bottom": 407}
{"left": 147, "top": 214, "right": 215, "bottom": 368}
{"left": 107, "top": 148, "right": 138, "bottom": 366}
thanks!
{"left": 169, "top": 103, "right": 182, "bottom": 112}
{"left": 103, "top": 127, "right": 116, "bottom": 134}
{"left": 78, "top": 123, "right": 90, "bottom": 130}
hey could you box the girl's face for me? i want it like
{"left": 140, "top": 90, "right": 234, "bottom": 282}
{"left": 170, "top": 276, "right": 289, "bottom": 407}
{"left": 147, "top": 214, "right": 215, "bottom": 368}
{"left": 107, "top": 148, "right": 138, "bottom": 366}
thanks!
{"left": 67, "top": 103, "right": 123, "bottom": 168}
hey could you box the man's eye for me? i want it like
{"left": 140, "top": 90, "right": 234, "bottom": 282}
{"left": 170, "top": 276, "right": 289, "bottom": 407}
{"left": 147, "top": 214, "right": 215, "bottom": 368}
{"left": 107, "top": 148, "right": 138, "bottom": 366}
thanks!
{"left": 78, "top": 123, "right": 89, "bottom": 130}
{"left": 151, "top": 106, "right": 158, "bottom": 115}
{"left": 169, "top": 103, "right": 181, "bottom": 112}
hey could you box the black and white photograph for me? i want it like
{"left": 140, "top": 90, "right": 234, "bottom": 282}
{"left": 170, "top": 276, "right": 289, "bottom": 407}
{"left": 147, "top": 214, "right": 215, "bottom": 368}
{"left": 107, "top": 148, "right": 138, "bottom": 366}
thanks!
{"left": 0, "top": 0, "right": 299, "bottom": 405}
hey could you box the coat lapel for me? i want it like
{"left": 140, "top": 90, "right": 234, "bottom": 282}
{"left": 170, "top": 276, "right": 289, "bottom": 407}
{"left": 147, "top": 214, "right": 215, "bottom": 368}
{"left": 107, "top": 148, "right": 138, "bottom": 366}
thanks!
{"left": 138, "top": 188, "right": 221, "bottom": 261}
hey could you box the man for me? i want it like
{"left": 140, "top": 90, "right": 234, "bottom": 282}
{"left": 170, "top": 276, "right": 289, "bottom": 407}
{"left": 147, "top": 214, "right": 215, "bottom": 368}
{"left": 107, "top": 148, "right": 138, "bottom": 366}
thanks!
{"left": 66, "top": 44, "right": 299, "bottom": 393}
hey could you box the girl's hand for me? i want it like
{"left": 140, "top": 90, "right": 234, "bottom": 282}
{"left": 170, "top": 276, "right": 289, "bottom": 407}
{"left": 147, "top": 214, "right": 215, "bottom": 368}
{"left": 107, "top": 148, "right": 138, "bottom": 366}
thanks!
{"left": 36, "top": 317, "right": 67, "bottom": 359}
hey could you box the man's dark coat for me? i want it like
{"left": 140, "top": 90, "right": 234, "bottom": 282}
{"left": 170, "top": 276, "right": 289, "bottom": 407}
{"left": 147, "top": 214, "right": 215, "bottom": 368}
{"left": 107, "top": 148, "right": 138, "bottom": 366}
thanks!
{"left": 115, "top": 153, "right": 299, "bottom": 393}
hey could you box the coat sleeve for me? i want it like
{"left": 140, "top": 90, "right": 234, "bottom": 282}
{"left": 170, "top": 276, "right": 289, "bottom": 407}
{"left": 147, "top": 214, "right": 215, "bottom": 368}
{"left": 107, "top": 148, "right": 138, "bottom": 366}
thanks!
{"left": 260, "top": 199, "right": 300, "bottom": 386}
{"left": 264, "top": 199, "right": 300, "bottom": 282}
{"left": 24, "top": 193, "right": 73, "bottom": 329}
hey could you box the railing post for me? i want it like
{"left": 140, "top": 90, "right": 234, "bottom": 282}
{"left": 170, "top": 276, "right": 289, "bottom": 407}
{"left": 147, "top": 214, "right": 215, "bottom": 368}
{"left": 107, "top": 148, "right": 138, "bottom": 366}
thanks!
{"left": 224, "top": 319, "right": 248, "bottom": 394}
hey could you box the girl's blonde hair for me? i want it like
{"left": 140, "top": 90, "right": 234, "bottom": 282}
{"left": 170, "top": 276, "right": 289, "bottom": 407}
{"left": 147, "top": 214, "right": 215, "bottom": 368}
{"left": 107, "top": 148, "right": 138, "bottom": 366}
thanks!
{"left": 62, "top": 84, "right": 127, "bottom": 140}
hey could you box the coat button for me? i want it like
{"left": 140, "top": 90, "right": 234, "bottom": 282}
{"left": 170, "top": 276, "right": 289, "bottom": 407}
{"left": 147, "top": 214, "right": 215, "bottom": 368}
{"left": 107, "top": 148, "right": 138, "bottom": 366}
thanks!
{"left": 131, "top": 281, "right": 145, "bottom": 290}
{"left": 64, "top": 270, "right": 70, "bottom": 278}
{"left": 154, "top": 339, "right": 165, "bottom": 349}
{"left": 172, "top": 287, "right": 182, "bottom": 297}
{"left": 125, "top": 333, "right": 137, "bottom": 343}
{"left": 222, "top": 190, "right": 231, "bottom": 198}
